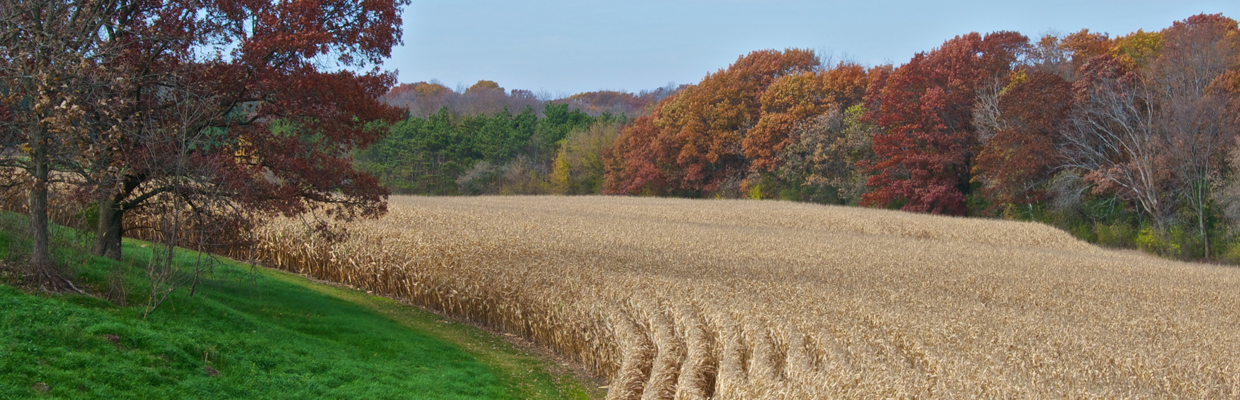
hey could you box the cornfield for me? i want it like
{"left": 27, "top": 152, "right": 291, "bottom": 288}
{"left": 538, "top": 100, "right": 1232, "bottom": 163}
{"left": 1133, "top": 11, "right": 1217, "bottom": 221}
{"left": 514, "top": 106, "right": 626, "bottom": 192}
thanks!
{"left": 249, "top": 196, "right": 1240, "bottom": 399}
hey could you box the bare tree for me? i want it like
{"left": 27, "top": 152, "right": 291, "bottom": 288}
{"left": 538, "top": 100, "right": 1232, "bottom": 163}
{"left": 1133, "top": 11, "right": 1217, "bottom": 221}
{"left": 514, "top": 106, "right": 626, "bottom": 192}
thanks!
{"left": 1151, "top": 15, "right": 1240, "bottom": 257}
{"left": 1062, "top": 15, "right": 1240, "bottom": 250}
{"left": 1164, "top": 94, "right": 1236, "bottom": 257}
{"left": 1062, "top": 70, "right": 1176, "bottom": 232}
{"left": 972, "top": 77, "right": 1008, "bottom": 145}
{"left": 1213, "top": 136, "right": 1240, "bottom": 232}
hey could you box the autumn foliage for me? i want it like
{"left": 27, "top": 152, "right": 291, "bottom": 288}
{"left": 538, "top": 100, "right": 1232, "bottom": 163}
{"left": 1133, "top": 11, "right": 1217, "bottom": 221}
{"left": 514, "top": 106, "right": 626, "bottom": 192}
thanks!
{"left": 971, "top": 70, "right": 1073, "bottom": 210}
{"left": 381, "top": 81, "right": 674, "bottom": 119}
{"left": 613, "top": 14, "right": 1240, "bottom": 259}
{"left": 356, "top": 14, "right": 1240, "bottom": 261}
{"left": 1, "top": 0, "right": 410, "bottom": 262}
{"left": 96, "top": 0, "right": 407, "bottom": 259}
{"left": 861, "top": 32, "right": 1028, "bottom": 214}
{"left": 745, "top": 64, "right": 868, "bottom": 172}
{"left": 605, "top": 49, "right": 830, "bottom": 195}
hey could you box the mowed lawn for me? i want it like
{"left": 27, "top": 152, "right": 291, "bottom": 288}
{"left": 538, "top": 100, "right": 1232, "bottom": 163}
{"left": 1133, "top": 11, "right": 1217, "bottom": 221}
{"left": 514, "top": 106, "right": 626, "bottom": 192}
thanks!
{"left": 0, "top": 212, "right": 598, "bottom": 399}
{"left": 251, "top": 195, "right": 1240, "bottom": 399}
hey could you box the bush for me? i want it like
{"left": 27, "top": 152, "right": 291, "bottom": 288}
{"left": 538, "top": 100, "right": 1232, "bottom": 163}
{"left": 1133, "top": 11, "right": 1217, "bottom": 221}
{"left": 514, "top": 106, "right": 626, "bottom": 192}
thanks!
{"left": 1068, "top": 222, "right": 1096, "bottom": 242}
{"left": 1001, "top": 203, "right": 1051, "bottom": 223}
{"left": 1096, "top": 222, "right": 1136, "bottom": 248}
{"left": 1218, "top": 237, "right": 1240, "bottom": 264}
{"left": 1135, "top": 227, "right": 1181, "bottom": 256}
{"left": 747, "top": 183, "right": 764, "bottom": 200}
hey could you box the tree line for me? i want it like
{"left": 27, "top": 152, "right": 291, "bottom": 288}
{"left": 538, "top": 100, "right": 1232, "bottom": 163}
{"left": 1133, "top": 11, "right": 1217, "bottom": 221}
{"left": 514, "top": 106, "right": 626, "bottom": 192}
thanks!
{"left": 609, "top": 14, "right": 1240, "bottom": 261}
{"left": 370, "top": 14, "right": 1240, "bottom": 262}
{"left": 355, "top": 102, "right": 626, "bottom": 195}
{"left": 380, "top": 79, "right": 679, "bottom": 119}
{"left": 362, "top": 79, "right": 683, "bottom": 197}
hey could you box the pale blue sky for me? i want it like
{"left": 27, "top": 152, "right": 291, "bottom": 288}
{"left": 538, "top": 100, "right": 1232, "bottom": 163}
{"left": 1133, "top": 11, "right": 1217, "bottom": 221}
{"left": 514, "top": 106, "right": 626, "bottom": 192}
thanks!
{"left": 383, "top": 1, "right": 1240, "bottom": 95}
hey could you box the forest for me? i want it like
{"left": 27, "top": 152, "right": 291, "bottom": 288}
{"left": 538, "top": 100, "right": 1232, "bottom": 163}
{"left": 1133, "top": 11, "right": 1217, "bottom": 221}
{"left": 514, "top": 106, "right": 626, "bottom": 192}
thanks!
{"left": 356, "top": 102, "right": 625, "bottom": 195}
{"left": 357, "top": 14, "right": 1240, "bottom": 263}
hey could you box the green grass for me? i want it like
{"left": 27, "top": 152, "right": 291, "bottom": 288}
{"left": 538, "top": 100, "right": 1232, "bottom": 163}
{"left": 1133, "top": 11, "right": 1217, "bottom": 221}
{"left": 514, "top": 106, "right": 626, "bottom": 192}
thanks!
{"left": 0, "top": 213, "right": 600, "bottom": 399}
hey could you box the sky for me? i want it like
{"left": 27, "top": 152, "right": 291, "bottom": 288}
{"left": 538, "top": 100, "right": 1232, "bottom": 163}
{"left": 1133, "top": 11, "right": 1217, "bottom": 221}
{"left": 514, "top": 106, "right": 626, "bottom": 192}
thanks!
{"left": 382, "top": 0, "right": 1240, "bottom": 96}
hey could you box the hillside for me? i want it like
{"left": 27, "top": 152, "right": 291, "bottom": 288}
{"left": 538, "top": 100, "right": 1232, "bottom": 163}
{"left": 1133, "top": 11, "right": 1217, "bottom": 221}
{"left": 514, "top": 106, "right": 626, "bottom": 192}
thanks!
{"left": 252, "top": 196, "right": 1240, "bottom": 398}
{"left": 0, "top": 213, "right": 598, "bottom": 399}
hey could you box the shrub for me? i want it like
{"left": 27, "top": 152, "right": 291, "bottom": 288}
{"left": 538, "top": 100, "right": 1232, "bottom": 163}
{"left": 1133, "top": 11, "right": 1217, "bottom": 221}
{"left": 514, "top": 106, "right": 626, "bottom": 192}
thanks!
{"left": 1136, "top": 226, "right": 1181, "bottom": 256}
{"left": 1096, "top": 222, "right": 1136, "bottom": 248}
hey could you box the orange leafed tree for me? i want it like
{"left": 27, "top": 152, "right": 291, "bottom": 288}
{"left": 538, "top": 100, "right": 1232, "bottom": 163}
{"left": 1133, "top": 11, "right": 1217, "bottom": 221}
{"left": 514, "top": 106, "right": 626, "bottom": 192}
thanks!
{"left": 605, "top": 49, "right": 819, "bottom": 195}
{"left": 385, "top": 81, "right": 453, "bottom": 101}
{"left": 744, "top": 64, "right": 868, "bottom": 172}
{"left": 1061, "top": 29, "right": 1115, "bottom": 71}
{"left": 467, "top": 80, "right": 504, "bottom": 94}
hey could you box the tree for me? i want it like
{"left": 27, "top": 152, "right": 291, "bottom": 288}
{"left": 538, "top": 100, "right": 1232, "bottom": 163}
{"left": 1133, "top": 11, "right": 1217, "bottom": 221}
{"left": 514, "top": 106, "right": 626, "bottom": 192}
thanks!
{"left": 863, "top": 32, "right": 1029, "bottom": 214}
{"left": 744, "top": 73, "right": 828, "bottom": 172}
{"left": 774, "top": 103, "right": 878, "bottom": 204}
{"left": 606, "top": 49, "right": 820, "bottom": 195}
{"left": 0, "top": 0, "right": 128, "bottom": 289}
{"left": 382, "top": 81, "right": 650, "bottom": 120}
{"left": 467, "top": 80, "right": 503, "bottom": 94}
{"left": 743, "top": 63, "right": 868, "bottom": 172}
{"left": 1154, "top": 14, "right": 1240, "bottom": 256}
{"left": 382, "top": 81, "right": 455, "bottom": 118}
{"left": 1061, "top": 53, "right": 1174, "bottom": 231}
{"left": 603, "top": 113, "right": 667, "bottom": 195}
{"left": 551, "top": 121, "right": 622, "bottom": 194}
{"left": 531, "top": 102, "right": 593, "bottom": 160}
{"left": 563, "top": 90, "right": 663, "bottom": 117}
{"left": 972, "top": 70, "right": 1074, "bottom": 212}
{"left": 1059, "top": 29, "right": 1115, "bottom": 75}
{"left": 356, "top": 103, "right": 617, "bottom": 196}
{"left": 79, "top": 0, "right": 408, "bottom": 260}
{"left": 1062, "top": 14, "right": 1240, "bottom": 248}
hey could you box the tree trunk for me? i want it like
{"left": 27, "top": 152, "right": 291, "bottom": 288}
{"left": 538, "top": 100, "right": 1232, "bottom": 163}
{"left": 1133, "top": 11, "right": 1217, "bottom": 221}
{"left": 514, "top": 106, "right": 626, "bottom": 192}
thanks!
{"left": 28, "top": 127, "right": 54, "bottom": 278}
{"left": 93, "top": 195, "right": 124, "bottom": 261}
{"left": 93, "top": 173, "right": 143, "bottom": 261}
{"left": 28, "top": 168, "right": 51, "bottom": 269}
{"left": 1200, "top": 204, "right": 1209, "bottom": 259}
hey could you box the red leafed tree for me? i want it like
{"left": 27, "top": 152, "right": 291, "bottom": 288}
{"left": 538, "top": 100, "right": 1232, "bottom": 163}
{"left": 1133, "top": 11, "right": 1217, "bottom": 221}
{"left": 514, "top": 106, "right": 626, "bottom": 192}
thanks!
{"left": 605, "top": 49, "right": 819, "bottom": 195}
{"left": 82, "top": 0, "right": 408, "bottom": 260}
{"left": 1063, "top": 14, "right": 1240, "bottom": 252}
{"left": 862, "top": 31, "right": 1029, "bottom": 214}
{"left": 1159, "top": 14, "right": 1240, "bottom": 254}
{"left": 603, "top": 113, "right": 668, "bottom": 195}
{"left": 972, "top": 70, "right": 1073, "bottom": 211}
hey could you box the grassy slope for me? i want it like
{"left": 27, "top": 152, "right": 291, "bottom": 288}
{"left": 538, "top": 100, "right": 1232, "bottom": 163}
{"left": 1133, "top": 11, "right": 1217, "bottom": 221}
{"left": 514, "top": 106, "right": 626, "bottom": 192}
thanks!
{"left": 0, "top": 213, "right": 598, "bottom": 399}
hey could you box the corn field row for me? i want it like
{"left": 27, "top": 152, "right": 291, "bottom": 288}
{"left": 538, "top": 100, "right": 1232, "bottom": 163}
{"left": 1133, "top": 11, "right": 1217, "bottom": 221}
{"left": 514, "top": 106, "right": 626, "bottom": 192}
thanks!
{"left": 244, "top": 196, "right": 1240, "bottom": 399}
